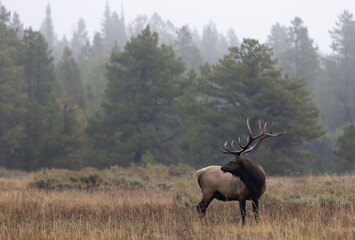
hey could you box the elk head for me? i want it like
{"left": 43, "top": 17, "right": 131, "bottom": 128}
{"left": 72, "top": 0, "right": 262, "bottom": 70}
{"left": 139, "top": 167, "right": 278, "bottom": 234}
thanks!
{"left": 220, "top": 118, "right": 285, "bottom": 196}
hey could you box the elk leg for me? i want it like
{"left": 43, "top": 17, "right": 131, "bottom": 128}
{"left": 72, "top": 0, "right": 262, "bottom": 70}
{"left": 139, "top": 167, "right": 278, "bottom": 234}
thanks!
{"left": 196, "top": 200, "right": 207, "bottom": 214}
{"left": 252, "top": 198, "right": 259, "bottom": 222}
{"left": 196, "top": 194, "right": 214, "bottom": 215}
{"left": 239, "top": 200, "right": 246, "bottom": 226}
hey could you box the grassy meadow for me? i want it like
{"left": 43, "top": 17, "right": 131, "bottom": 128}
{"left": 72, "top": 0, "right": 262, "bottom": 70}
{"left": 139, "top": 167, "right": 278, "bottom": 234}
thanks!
{"left": 0, "top": 165, "right": 353, "bottom": 240}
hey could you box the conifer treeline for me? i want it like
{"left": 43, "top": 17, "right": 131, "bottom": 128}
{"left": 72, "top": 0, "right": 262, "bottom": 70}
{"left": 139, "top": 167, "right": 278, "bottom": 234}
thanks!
{"left": 0, "top": 3, "right": 354, "bottom": 173}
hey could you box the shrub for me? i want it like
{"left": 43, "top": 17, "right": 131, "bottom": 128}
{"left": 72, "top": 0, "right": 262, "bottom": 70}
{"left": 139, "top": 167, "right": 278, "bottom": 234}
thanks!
{"left": 173, "top": 190, "right": 195, "bottom": 207}
{"left": 35, "top": 178, "right": 47, "bottom": 189}
{"left": 318, "top": 194, "right": 340, "bottom": 208}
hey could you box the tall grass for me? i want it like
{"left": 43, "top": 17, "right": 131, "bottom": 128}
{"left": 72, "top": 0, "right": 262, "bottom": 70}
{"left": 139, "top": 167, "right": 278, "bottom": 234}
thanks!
{"left": 0, "top": 166, "right": 353, "bottom": 239}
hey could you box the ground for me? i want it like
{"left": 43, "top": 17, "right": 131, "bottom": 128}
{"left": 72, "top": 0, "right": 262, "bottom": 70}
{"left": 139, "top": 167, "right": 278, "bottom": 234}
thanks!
{"left": 0, "top": 165, "right": 353, "bottom": 239}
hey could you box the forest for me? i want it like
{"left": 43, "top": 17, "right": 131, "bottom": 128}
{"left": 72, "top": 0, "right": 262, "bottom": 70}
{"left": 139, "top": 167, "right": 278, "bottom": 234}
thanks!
{"left": 0, "top": 2, "right": 354, "bottom": 174}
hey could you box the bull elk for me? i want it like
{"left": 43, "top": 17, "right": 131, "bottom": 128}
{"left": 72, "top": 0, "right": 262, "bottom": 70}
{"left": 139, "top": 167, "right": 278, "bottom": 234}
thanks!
{"left": 195, "top": 118, "right": 285, "bottom": 225}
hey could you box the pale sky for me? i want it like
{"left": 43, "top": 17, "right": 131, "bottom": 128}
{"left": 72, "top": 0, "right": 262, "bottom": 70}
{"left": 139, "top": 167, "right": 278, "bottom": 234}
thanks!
{"left": 2, "top": 0, "right": 355, "bottom": 54}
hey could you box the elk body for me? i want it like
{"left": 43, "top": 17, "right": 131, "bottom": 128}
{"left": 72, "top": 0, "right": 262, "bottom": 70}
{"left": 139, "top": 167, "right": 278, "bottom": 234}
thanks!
{"left": 195, "top": 119, "right": 284, "bottom": 225}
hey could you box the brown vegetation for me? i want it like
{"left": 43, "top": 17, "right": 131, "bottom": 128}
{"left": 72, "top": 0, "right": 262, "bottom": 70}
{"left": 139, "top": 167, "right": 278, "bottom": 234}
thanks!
{"left": 0, "top": 165, "right": 353, "bottom": 239}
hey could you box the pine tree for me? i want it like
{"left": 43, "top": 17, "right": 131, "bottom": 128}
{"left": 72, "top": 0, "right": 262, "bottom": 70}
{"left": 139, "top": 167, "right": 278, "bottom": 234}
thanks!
{"left": 22, "top": 28, "right": 61, "bottom": 169}
{"left": 267, "top": 23, "right": 290, "bottom": 63}
{"left": 174, "top": 25, "right": 203, "bottom": 72}
{"left": 101, "top": 2, "right": 128, "bottom": 54}
{"left": 110, "top": 10, "right": 128, "bottom": 50}
{"left": 118, "top": 4, "right": 128, "bottom": 49}
{"left": 128, "top": 15, "right": 148, "bottom": 37}
{"left": 86, "top": 27, "right": 185, "bottom": 168}
{"left": 71, "top": 18, "right": 89, "bottom": 59}
{"left": 9, "top": 11, "right": 23, "bottom": 37}
{"left": 101, "top": 1, "right": 114, "bottom": 54}
{"left": 200, "top": 21, "right": 220, "bottom": 63}
{"left": 317, "top": 11, "right": 355, "bottom": 129}
{"left": 218, "top": 33, "right": 229, "bottom": 57}
{"left": 0, "top": 3, "right": 10, "bottom": 23}
{"left": 148, "top": 13, "right": 176, "bottom": 45}
{"left": 227, "top": 28, "right": 240, "bottom": 47}
{"left": 0, "top": 8, "right": 27, "bottom": 168}
{"left": 330, "top": 10, "right": 355, "bottom": 68}
{"left": 78, "top": 32, "right": 107, "bottom": 112}
{"left": 175, "top": 70, "right": 209, "bottom": 167}
{"left": 55, "top": 35, "right": 69, "bottom": 60}
{"left": 285, "top": 17, "right": 319, "bottom": 86}
{"left": 267, "top": 18, "right": 319, "bottom": 89}
{"left": 57, "top": 46, "right": 85, "bottom": 109}
{"left": 179, "top": 39, "right": 324, "bottom": 173}
{"left": 329, "top": 10, "right": 355, "bottom": 93}
{"left": 40, "top": 3, "right": 56, "bottom": 49}
{"left": 0, "top": 7, "right": 80, "bottom": 169}
{"left": 334, "top": 124, "right": 355, "bottom": 172}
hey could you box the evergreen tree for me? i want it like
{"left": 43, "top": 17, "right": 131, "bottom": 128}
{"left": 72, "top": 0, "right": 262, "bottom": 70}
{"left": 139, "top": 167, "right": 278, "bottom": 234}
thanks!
{"left": 199, "top": 21, "right": 230, "bottom": 64}
{"left": 317, "top": 11, "right": 355, "bottom": 129}
{"left": 227, "top": 28, "right": 240, "bottom": 47}
{"left": 86, "top": 27, "right": 185, "bottom": 168}
{"left": 77, "top": 38, "right": 91, "bottom": 67}
{"left": 329, "top": 10, "right": 355, "bottom": 116}
{"left": 218, "top": 33, "right": 229, "bottom": 57}
{"left": 286, "top": 17, "right": 319, "bottom": 84}
{"left": 267, "top": 23, "right": 290, "bottom": 63}
{"left": 71, "top": 18, "right": 89, "bottom": 59}
{"left": 329, "top": 10, "right": 355, "bottom": 70}
{"left": 191, "top": 27, "right": 201, "bottom": 46}
{"left": 92, "top": 32, "right": 104, "bottom": 53}
{"left": 118, "top": 5, "right": 128, "bottom": 49}
{"left": 148, "top": 13, "right": 176, "bottom": 45}
{"left": 334, "top": 123, "right": 355, "bottom": 172}
{"left": 0, "top": 3, "right": 10, "bottom": 23}
{"left": 174, "top": 25, "right": 203, "bottom": 72}
{"left": 0, "top": 7, "right": 27, "bottom": 168}
{"left": 78, "top": 32, "right": 107, "bottom": 112}
{"left": 110, "top": 10, "right": 128, "bottom": 50}
{"left": 101, "top": 2, "right": 128, "bottom": 53}
{"left": 267, "top": 18, "right": 319, "bottom": 89}
{"left": 101, "top": 1, "right": 112, "bottom": 54}
{"left": 55, "top": 35, "right": 69, "bottom": 60}
{"left": 200, "top": 21, "right": 220, "bottom": 63}
{"left": 55, "top": 97, "right": 82, "bottom": 169}
{"left": 22, "top": 28, "right": 61, "bottom": 169}
{"left": 175, "top": 70, "right": 208, "bottom": 167}
{"left": 57, "top": 46, "right": 85, "bottom": 109}
{"left": 0, "top": 7, "right": 81, "bottom": 170}
{"left": 179, "top": 39, "right": 324, "bottom": 173}
{"left": 9, "top": 11, "right": 23, "bottom": 37}
{"left": 111, "top": 11, "right": 121, "bottom": 47}
{"left": 128, "top": 15, "right": 148, "bottom": 37}
{"left": 40, "top": 3, "right": 56, "bottom": 49}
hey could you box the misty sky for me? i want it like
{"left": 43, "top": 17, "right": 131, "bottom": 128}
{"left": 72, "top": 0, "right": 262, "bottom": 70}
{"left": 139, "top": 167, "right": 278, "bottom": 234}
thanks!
{"left": 2, "top": 0, "right": 355, "bottom": 54}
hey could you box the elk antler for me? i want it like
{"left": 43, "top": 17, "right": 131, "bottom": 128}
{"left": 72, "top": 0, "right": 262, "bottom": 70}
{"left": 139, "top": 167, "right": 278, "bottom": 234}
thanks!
{"left": 219, "top": 118, "right": 285, "bottom": 156}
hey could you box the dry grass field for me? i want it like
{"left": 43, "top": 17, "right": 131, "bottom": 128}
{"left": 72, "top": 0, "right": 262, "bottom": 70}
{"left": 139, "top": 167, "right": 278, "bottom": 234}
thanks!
{"left": 0, "top": 165, "right": 353, "bottom": 240}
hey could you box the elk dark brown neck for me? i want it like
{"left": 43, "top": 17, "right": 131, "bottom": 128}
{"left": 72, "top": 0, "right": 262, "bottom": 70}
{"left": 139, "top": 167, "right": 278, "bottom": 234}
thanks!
{"left": 221, "top": 155, "right": 266, "bottom": 199}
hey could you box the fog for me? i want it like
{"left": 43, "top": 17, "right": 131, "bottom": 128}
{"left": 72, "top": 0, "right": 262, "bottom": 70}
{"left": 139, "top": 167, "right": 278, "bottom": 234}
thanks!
{"left": 2, "top": 0, "right": 355, "bottom": 54}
